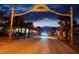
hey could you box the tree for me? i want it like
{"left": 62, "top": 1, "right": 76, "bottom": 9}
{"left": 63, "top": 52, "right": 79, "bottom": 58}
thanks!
{"left": 0, "top": 11, "right": 4, "bottom": 24}
{"left": 58, "top": 16, "right": 70, "bottom": 40}
{"left": 36, "top": 26, "right": 41, "bottom": 31}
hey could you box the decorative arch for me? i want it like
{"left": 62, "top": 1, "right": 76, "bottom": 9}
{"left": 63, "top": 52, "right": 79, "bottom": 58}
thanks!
{"left": 14, "top": 4, "right": 70, "bottom": 16}
{"left": 9, "top": 4, "right": 74, "bottom": 47}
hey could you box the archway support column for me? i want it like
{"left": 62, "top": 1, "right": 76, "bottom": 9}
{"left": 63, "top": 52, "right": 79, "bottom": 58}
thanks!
{"left": 9, "top": 5, "right": 15, "bottom": 41}
{"left": 70, "top": 6, "right": 74, "bottom": 47}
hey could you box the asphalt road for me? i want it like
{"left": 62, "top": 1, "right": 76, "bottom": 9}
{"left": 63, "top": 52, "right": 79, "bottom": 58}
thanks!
{"left": 0, "top": 37, "right": 77, "bottom": 54}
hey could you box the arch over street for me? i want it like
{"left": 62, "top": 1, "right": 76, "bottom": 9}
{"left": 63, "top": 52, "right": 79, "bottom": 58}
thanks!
{"left": 9, "top": 4, "right": 74, "bottom": 47}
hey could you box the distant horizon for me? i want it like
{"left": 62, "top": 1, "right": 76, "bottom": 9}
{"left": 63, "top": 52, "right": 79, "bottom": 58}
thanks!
{"left": 33, "top": 18, "right": 60, "bottom": 27}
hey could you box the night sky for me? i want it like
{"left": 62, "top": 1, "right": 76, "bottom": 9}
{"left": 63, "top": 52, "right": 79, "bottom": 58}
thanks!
{"left": 0, "top": 4, "right": 79, "bottom": 27}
